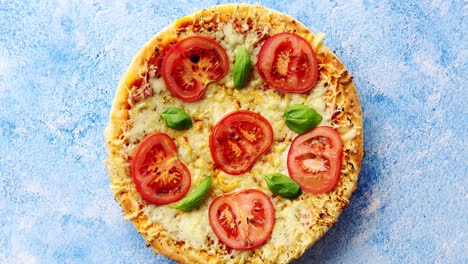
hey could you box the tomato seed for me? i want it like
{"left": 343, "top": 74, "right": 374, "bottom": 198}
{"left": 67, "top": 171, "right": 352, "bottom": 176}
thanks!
{"left": 190, "top": 54, "right": 200, "bottom": 63}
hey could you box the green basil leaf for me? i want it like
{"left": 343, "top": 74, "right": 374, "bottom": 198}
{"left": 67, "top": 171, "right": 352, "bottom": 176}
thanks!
{"left": 264, "top": 173, "right": 301, "bottom": 199}
{"left": 233, "top": 45, "right": 252, "bottom": 90}
{"left": 283, "top": 104, "right": 322, "bottom": 134}
{"left": 170, "top": 175, "right": 211, "bottom": 211}
{"left": 161, "top": 107, "right": 192, "bottom": 130}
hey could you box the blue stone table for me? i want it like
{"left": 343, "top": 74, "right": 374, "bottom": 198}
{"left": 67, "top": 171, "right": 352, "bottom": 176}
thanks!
{"left": 0, "top": 1, "right": 466, "bottom": 263}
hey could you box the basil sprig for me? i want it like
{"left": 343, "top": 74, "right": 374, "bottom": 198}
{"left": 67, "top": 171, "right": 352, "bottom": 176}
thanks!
{"left": 283, "top": 104, "right": 322, "bottom": 134}
{"left": 161, "top": 107, "right": 192, "bottom": 130}
{"left": 233, "top": 45, "right": 252, "bottom": 90}
{"left": 170, "top": 175, "right": 211, "bottom": 211}
{"left": 264, "top": 173, "right": 301, "bottom": 199}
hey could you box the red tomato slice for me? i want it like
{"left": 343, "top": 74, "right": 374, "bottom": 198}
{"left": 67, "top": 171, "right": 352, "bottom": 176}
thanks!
{"left": 131, "top": 132, "right": 191, "bottom": 205}
{"left": 257, "top": 33, "right": 318, "bottom": 93}
{"left": 287, "top": 126, "right": 343, "bottom": 194}
{"left": 162, "top": 36, "right": 229, "bottom": 102}
{"left": 208, "top": 189, "right": 275, "bottom": 250}
{"left": 209, "top": 110, "right": 274, "bottom": 175}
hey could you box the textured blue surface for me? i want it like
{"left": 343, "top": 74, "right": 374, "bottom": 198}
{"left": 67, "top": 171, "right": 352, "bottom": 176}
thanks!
{"left": 0, "top": 0, "right": 466, "bottom": 263}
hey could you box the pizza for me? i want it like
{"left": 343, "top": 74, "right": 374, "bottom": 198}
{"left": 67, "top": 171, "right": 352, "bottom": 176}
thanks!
{"left": 104, "top": 3, "right": 363, "bottom": 263}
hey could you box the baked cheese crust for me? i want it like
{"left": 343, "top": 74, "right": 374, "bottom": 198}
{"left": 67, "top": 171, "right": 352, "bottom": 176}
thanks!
{"left": 105, "top": 3, "right": 363, "bottom": 263}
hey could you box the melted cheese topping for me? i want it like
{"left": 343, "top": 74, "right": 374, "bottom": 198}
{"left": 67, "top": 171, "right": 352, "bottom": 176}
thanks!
{"left": 122, "top": 20, "right": 336, "bottom": 258}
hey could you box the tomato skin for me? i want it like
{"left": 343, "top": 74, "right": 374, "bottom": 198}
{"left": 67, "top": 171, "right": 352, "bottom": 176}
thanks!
{"left": 287, "top": 126, "right": 343, "bottom": 194}
{"left": 162, "top": 36, "right": 229, "bottom": 102}
{"left": 257, "top": 33, "right": 318, "bottom": 93}
{"left": 208, "top": 189, "right": 275, "bottom": 250}
{"left": 131, "top": 133, "right": 191, "bottom": 205}
{"left": 209, "top": 110, "right": 274, "bottom": 175}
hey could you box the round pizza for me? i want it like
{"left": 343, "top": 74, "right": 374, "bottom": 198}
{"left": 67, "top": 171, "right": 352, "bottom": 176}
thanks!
{"left": 104, "top": 3, "right": 363, "bottom": 263}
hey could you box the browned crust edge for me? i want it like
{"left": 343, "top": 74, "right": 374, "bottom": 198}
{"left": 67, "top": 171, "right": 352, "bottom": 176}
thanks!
{"left": 105, "top": 3, "right": 363, "bottom": 264}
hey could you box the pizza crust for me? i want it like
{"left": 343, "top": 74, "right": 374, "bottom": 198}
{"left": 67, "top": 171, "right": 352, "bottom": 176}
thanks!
{"left": 105, "top": 3, "right": 363, "bottom": 263}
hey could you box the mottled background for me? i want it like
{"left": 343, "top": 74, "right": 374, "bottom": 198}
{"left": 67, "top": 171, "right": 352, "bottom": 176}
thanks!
{"left": 0, "top": 0, "right": 466, "bottom": 263}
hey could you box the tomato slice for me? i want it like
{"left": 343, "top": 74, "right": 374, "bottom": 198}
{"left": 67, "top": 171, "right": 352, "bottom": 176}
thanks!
{"left": 208, "top": 189, "right": 275, "bottom": 250}
{"left": 257, "top": 33, "right": 318, "bottom": 93}
{"left": 287, "top": 126, "right": 343, "bottom": 194}
{"left": 131, "top": 132, "right": 191, "bottom": 205}
{"left": 162, "top": 36, "right": 229, "bottom": 102}
{"left": 209, "top": 110, "right": 274, "bottom": 175}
